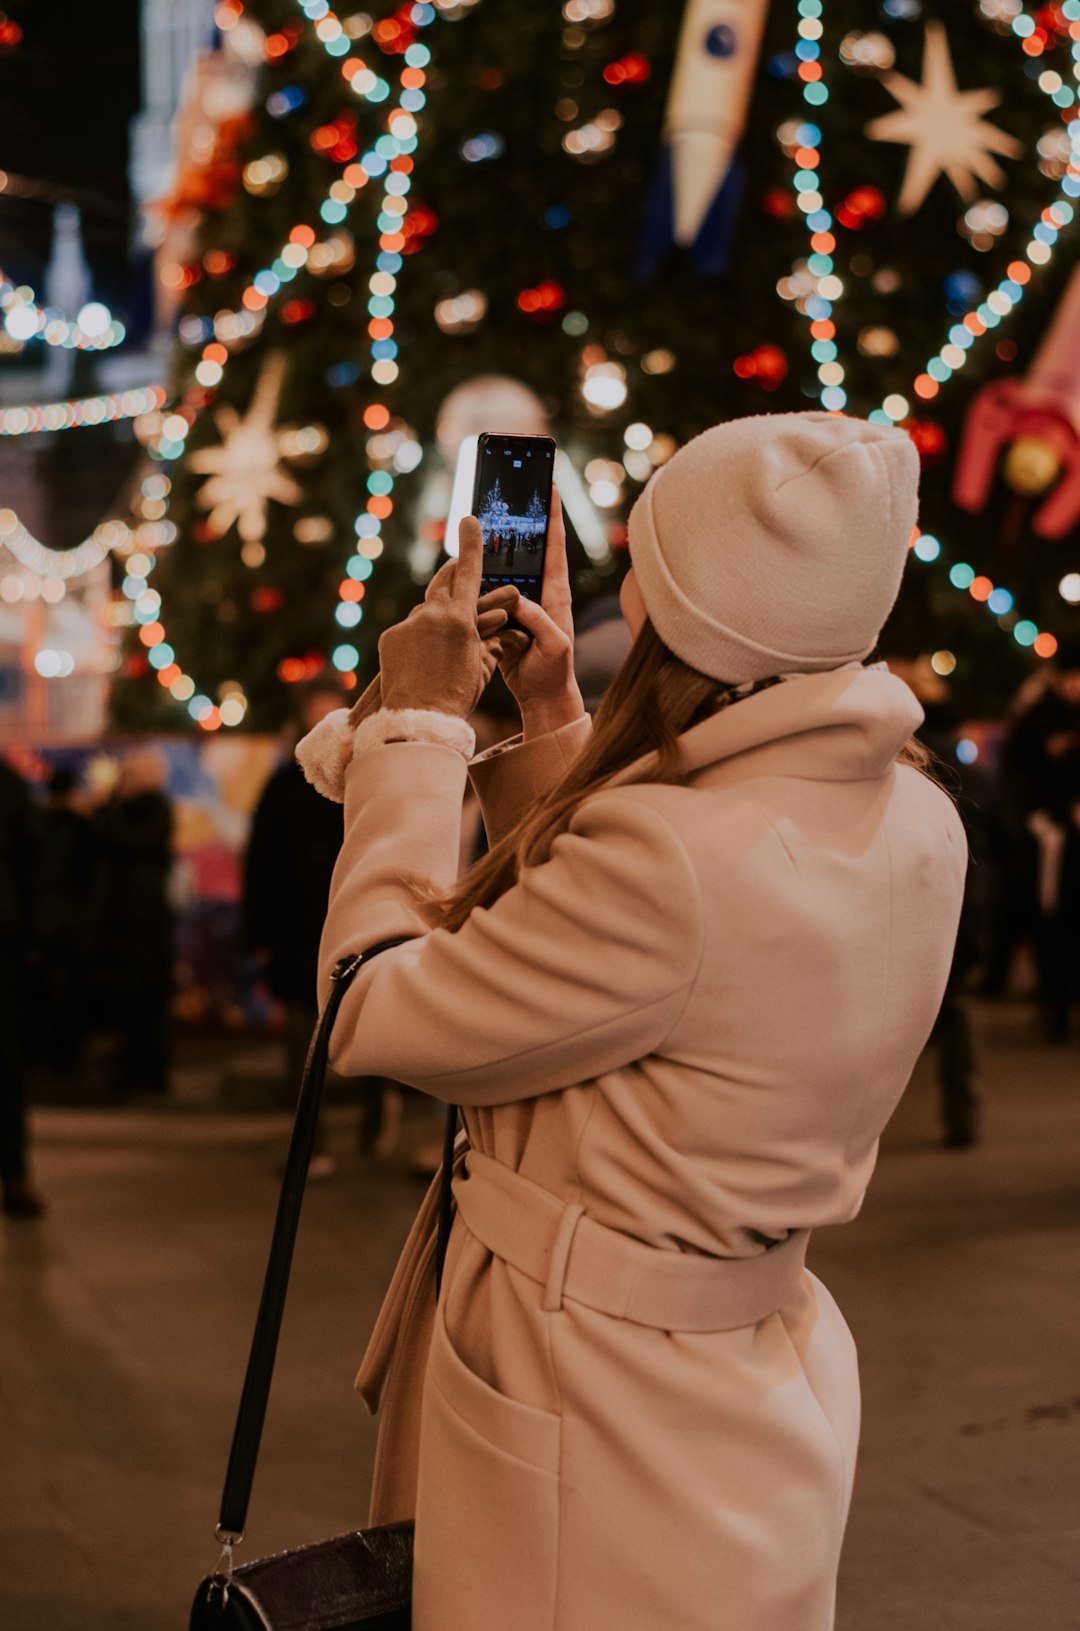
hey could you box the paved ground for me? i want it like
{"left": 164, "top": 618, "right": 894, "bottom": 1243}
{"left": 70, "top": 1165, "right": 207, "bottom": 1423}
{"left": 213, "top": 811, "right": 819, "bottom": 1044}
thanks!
{"left": 1, "top": 1000, "right": 1078, "bottom": 1630}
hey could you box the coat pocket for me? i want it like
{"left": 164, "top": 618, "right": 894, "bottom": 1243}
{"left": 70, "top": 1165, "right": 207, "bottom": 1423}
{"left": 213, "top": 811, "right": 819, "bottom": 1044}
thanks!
{"left": 411, "top": 1294, "right": 561, "bottom": 1631}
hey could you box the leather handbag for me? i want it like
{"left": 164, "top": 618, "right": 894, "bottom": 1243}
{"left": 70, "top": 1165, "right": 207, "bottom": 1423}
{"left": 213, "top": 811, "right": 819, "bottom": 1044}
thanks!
{"left": 189, "top": 940, "right": 457, "bottom": 1630}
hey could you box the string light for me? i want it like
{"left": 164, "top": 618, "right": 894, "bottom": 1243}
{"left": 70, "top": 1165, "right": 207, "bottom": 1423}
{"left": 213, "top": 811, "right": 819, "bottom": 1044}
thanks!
{"left": 910, "top": 532, "right": 1058, "bottom": 658}
{"left": 0, "top": 275, "right": 125, "bottom": 350}
{"left": 874, "top": 6, "right": 1080, "bottom": 419}
{"left": 0, "top": 386, "right": 165, "bottom": 438}
{"left": 121, "top": 0, "right": 441, "bottom": 725}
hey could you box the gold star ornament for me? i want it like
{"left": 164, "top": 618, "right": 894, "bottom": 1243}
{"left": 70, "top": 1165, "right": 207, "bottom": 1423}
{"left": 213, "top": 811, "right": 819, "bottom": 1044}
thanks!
{"left": 865, "top": 20, "right": 1021, "bottom": 216}
{"left": 189, "top": 351, "right": 304, "bottom": 543}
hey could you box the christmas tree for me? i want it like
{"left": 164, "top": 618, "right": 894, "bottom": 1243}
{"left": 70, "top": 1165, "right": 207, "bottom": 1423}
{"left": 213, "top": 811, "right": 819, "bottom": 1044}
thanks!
{"left": 114, "top": 0, "right": 1080, "bottom": 732}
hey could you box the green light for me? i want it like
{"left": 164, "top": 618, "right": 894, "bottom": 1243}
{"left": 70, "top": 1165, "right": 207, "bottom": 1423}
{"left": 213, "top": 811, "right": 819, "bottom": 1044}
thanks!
{"left": 804, "top": 83, "right": 828, "bottom": 106}
{"left": 1013, "top": 621, "right": 1038, "bottom": 647}
{"left": 950, "top": 563, "right": 975, "bottom": 590}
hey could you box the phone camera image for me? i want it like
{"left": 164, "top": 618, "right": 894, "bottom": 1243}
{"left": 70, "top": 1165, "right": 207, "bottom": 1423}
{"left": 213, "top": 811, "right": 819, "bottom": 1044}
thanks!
{"left": 473, "top": 435, "right": 554, "bottom": 599}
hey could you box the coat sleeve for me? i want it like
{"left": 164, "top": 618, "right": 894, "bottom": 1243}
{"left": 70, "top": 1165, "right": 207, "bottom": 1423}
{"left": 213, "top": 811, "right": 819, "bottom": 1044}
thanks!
{"left": 467, "top": 715, "right": 592, "bottom": 847}
{"left": 318, "top": 740, "right": 704, "bottom": 1105}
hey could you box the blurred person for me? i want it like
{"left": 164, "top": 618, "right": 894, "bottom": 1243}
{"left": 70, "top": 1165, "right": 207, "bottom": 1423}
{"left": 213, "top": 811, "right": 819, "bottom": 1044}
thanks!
{"left": 34, "top": 767, "right": 97, "bottom": 1077}
{"left": 0, "top": 758, "right": 45, "bottom": 1216}
{"left": 299, "top": 417, "right": 966, "bottom": 1630}
{"left": 244, "top": 680, "right": 349, "bottom": 1166}
{"left": 999, "top": 639, "right": 1080, "bottom": 1038}
{"left": 89, "top": 751, "right": 174, "bottom": 1097}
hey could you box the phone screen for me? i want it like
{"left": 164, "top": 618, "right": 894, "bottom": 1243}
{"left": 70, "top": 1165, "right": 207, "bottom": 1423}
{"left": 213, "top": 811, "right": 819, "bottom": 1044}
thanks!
{"left": 473, "top": 432, "right": 556, "bottom": 604}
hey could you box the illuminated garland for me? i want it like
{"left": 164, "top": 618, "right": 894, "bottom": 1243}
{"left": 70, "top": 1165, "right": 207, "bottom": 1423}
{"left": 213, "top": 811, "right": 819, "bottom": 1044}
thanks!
{"left": 124, "top": 0, "right": 439, "bottom": 730}
{"left": 784, "top": 0, "right": 1078, "bottom": 659}
{"left": 0, "top": 386, "right": 165, "bottom": 438}
{"left": 0, "top": 275, "right": 125, "bottom": 351}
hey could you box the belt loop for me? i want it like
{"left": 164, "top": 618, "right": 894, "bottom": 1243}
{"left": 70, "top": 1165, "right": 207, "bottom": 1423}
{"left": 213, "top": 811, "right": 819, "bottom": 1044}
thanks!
{"left": 542, "top": 1203, "right": 585, "bottom": 1312}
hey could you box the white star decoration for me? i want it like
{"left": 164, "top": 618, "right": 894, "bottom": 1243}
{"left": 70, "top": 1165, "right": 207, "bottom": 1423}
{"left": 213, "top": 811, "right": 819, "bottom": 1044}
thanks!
{"left": 189, "top": 351, "right": 303, "bottom": 543}
{"left": 865, "top": 20, "right": 1021, "bottom": 216}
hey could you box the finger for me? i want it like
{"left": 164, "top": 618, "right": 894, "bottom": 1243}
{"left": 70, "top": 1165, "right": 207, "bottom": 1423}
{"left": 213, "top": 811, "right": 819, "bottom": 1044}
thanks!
{"left": 424, "top": 553, "right": 459, "bottom": 603}
{"left": 452, "top": 515, "right": 484, "bottom": 606}
{"left": 477, "top": 607, "right": 510, "bottom": 639}
{"left": 541, "top": 486, "right": 573, "bottom": 617}
{"left": 497, "top": 629, "right": 530, "bottom": 661}
{"left": 506, "top": 593, "right": 569, "bottom": 658}
{"left": 478, "top": 585, "right": 518, "bottom": 615}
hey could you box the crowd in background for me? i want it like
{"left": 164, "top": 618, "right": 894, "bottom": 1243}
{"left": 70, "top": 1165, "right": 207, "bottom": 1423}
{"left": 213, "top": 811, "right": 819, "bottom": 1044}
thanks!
{"left": 2, "top": 624, "right": 1079, "bottom": 1216}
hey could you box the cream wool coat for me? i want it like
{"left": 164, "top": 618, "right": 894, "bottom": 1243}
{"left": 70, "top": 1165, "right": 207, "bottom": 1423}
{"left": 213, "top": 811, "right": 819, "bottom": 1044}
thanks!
{"left": 318, "top": 665, "right": 967, "bottom": 1631}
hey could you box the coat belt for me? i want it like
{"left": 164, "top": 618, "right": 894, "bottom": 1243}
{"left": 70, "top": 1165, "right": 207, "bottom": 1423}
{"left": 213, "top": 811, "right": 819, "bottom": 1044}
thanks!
{"left": 452, "top": 1150, "right": 810, "bottom": 1333}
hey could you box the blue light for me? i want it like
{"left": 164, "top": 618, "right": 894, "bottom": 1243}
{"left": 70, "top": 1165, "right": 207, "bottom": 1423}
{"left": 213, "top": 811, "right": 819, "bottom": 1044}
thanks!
{"left": 377, "top": 252, "right": 403, "bottom": 273}
{"left": 336, "top": 602, "right": 363, "bottom": 628}
{"left": 347, "top": 555, "right": 374, "bottom": 580}
{"left": 253, "top": 270, "right": 279, "bottom": 296}
{"left": 956, "top": 739, "right": 978, "bottom": 765}
{"left": 325, "top": 361, "right": 361, "bottom": 387}
{"left": 988, "top": 587, "right": 1014, "bottom": 615}
{"left": 362, "top": 153, "right": 388, "bottom": 177}
{"left": 796, "top": 123, "right": 821, "bottom": 145}
{"left": 913, "top": 534, "right": 941, "bottom": 562}
{"left": 371, "top": 339, "right": 398, "bottom": 360}
{"left": 950, "top": 562, "right": 975, "bottom": 590}
{"left": 544, "top": 204, "right": 572, "bottom": 230}
{"left": 333, "top": 644, "right": 360, "bottom": 671}
{"left": 320, "top": 199, "right": 348, "bottom": 225}
{"left": 401, "top": 89, "right": 426, "bottom": 112}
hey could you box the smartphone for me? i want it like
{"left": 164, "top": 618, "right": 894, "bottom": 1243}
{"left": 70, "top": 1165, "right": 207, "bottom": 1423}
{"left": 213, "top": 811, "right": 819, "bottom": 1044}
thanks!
{"left": 473, "top": 432, "right": 556, "bottom": 622}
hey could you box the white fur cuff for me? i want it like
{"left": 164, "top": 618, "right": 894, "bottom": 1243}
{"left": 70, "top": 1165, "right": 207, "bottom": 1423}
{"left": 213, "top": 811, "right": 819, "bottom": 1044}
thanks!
{"left": 353, "top": 708, "right": 476, "bottom": 760}
{"left": 295, "top": 707, "right": 476, "bottom": 804}
{"left": 295, "top": 708, "right": 354, "bottom": 803}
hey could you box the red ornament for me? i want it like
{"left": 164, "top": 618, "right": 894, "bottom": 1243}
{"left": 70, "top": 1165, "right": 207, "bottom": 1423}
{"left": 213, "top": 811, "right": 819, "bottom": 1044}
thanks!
{"left": 0, "top": 14, "right": 23, "bottom": 51}
{"left": 373, "top": 4, "right": 418, "bottom": 54}
{"left": 401, "top": 204, "right": 439, "bottom": 253}
{"left": 836, "top": 185, "right": 886, "bottom": 231}
{"left": 603, "top": 53, "right": 651, "bottom": 86}
{"left": 516, "top": 280, "right": 567, "bottom": 320}
{"left": 903, "top": 418, "right": 948, "bottom": 467}
{"left": 252, "top": 587, "right": 286, "bottom": 613}
{"left": 311, "top": 115, "right": 358, "bottom": 164}
{"left": 763, "top": 188, "right": 798, "bottom": 220}
{"left": 281, "top": 298, "right": 317, "bottom": 325}
{"left": 733, "top": 344, "right": 788, "bottom": 390}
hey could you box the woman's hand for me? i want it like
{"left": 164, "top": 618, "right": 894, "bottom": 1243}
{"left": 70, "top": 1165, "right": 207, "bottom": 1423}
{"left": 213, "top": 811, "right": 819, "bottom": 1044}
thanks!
{"left": 377, "top": 516, "right": 513, "bottom": 718}
{"left": 497, "top": 489, "right": 586, "bottom": 739}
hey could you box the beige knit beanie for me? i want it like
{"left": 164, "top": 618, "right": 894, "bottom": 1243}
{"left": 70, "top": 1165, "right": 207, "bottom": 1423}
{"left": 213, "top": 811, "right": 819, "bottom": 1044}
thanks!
{"left": 627, "top": 411, "right": 919, "bottom": 683}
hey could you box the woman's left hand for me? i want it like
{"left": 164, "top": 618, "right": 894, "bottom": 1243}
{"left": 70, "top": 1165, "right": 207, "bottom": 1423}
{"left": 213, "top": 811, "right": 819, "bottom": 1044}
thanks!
{"left": 378, "top": 516, "right": 515, "bottom": 718}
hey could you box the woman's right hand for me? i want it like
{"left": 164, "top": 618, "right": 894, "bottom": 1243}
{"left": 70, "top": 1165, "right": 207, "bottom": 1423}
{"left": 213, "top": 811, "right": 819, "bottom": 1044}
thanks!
{"left": 497, "top": 489, "right": 586, "bottom": 739}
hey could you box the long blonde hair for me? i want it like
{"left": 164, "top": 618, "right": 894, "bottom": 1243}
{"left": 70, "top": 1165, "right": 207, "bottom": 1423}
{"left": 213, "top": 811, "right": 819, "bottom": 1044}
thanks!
{"left": 432, "top": 620, "right": 932, "bottom": 933}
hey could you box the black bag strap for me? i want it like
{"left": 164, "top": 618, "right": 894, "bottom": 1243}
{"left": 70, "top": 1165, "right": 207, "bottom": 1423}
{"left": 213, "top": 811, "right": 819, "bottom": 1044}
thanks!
{"left": 214, "top": 940, "right": 457, "bottom": 1547}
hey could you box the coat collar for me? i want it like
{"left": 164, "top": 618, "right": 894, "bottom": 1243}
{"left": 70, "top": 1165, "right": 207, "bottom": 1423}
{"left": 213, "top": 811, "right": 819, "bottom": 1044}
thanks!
{"left": 606, "top": 666, "right": 923, "bottom": 790}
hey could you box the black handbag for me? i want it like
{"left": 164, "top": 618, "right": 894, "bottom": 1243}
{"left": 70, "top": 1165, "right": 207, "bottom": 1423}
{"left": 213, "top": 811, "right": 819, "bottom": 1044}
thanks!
{"left": 189, "top": 941, "right": 457, "bottom": 1630}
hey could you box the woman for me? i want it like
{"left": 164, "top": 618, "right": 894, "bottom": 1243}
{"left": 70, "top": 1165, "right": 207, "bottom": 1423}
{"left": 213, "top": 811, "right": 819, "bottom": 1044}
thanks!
{"left": 298, "top": 412, "right": 966, "bottom": 1630}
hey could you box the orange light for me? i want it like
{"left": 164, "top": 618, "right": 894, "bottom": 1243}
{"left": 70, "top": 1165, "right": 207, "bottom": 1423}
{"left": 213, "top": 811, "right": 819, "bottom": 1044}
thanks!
{"left": 794, "top": 146, "right": 819, "bottom": 168}
{"left": 242, "top": 287, "right": 268, "bottom": 311}
{"left": 203, "top": 342, "right": 228, "bottom": 366}
{"left": 810, "top": 232, "right": 835, "bottom": 254}
{"left": 364, "top": 404, "right": 390, "bottom": 429}
{"left": 367, "top": 495, "right": 393, "bottom": 519}
{"left": 969, "top": 576, "right": 993, "bottom": 602}
{"left": 340, "top": 580, "right": 366, "bottom": 602}
{"left": 401, "top": 67, "right": 426, "bottom": 88}
{"left": 907, "top": 526, "right": 921, "bottom": 551}
{"left": 368, "top": 318, "right": 394, "bottom": 339}
{"left": 913, "top": 374, "right": 938, "bottom": 400}
{"left": 797, "top": 61, "right": 823, "bottom": 82}
{"left": 342, "top": 671, "right": 358, "bottom": 690}
{"left": 1021, "top": 34, "right": 1043, "bottom": 55}
{"left": 379, "top": 232, "right": 405, "bottom": 253}
{"left": 289, "top": 224, "right": 316, "bottom": 247}
{"left": 198, "top": 708, "right": 222, "bottom": 731}
{"left": 139, "top": 622, "right": 165, "bottom": 647}
{"left": 1007, "top": 260, "right": 1031, "bottom": 285}
{"left": 964, "top": 313, "right": 986, "bottom": 336}
{"left": 343, "top": 164, "right": 367, "bottom": 188}
{"left": 809, "top": 319, "right": 835, "bottom": 340}
{"left": 390, "top": 155, "right": 413, "bottom": 173}
{"left": 1034, "top": 632, "right": 1058, "bottom": 659}
{"left": 277, "top": 657, "right": 307, "bottom": 683}
{"left": 265, "top": 33, "right": 290, "bottom": 57}
{"left": 341, "top": 57, "right": 362, "bottom": 80}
